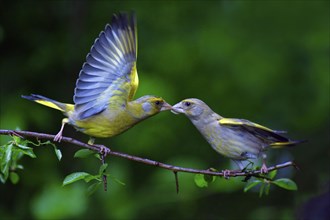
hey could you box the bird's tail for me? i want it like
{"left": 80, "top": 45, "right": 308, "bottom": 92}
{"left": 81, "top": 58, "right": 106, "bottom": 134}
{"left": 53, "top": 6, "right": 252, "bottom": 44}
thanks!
{"left": 22, "top": 94, "right": 74, "bottom": 113}
{"left": 270, "top": 139, "right": 307, "bottom": 149}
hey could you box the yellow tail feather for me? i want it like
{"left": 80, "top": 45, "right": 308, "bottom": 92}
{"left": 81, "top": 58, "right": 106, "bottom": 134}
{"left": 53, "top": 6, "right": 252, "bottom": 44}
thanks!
{"left": 22, "top": 94, "right": 74, "bottom": 113}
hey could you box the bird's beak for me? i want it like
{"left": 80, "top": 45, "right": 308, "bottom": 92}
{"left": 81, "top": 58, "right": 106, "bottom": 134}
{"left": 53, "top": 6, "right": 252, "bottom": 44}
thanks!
{"left": 160, "top": 102, "right": 172, "bottom": 111}
{"left": 171, "top": 103, "right": 184, "bottom": 115}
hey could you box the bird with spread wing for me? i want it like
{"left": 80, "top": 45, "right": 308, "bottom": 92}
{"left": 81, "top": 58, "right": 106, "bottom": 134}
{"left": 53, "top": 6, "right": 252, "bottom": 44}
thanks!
{"left": 22, "top": 12, "right": 171, "bottom": 144}
{"left": 171, "top": 98, "right": 305, "bottom": 173}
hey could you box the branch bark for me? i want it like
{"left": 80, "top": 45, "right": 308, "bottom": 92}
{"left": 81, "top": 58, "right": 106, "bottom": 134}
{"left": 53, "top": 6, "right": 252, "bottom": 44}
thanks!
{"left": 0, "top": 129, "right": 298, "bottom": 178}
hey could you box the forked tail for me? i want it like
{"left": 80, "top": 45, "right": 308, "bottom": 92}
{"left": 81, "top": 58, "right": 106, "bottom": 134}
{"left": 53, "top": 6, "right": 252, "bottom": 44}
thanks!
{"left": 22, "top": 94, "right": 74, "bottom": 113}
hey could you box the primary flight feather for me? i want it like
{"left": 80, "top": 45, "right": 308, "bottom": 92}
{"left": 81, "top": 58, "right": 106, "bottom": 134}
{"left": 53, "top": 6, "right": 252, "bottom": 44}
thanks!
{"left": 22, "top": 12, "right": 171, "bottom": 143}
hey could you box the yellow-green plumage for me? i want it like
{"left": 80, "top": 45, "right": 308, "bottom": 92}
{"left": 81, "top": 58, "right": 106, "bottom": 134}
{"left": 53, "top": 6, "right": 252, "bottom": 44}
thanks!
{"left": 172, "top": 98, "right": 304, "bottom": 173}
{"left": 22, "top": 12, "right": 171, "bottom": 141}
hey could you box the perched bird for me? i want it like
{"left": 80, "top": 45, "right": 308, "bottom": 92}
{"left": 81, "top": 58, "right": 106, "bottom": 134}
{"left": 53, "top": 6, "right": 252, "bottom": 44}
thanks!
{"left": 171, "top": 98, "right": 304, "bottom": 173}
{"left": 22, "top": 12, "right": 171, "bottom": 144}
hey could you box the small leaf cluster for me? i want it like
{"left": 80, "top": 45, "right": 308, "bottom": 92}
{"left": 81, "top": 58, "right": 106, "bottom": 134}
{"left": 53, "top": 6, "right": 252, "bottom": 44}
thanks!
{"left": 244, "top": 170, "right": 298, "bottom": 197}
{"left": 0, "top": 137, "right": 123, "bottom": 195}
{"left": 0, "top": 135, "right": 61, "bottom": 184}
{"left": 62, "top": 149, "right": 125, "bottom": 196}
{"left": 194, "top": 168, "right": 297, "bottom": 196}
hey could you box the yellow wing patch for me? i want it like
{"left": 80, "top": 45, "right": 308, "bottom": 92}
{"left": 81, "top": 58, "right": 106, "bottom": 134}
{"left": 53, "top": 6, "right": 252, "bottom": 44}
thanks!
{"left": 270, "top": 141, "right": 300, "bottom": 148}
{"left": 219, "top": 118, "right": 275, "bottom": 133}
{"left": 128, "top": 63, "right": 139, "bottom": 101}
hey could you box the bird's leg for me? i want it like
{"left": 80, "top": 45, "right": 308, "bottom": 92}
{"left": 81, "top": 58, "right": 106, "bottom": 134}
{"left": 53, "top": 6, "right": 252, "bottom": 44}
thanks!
{"left": 221, "top": 169, "right": 241, "bottom": 179}
{"left": 220, "top": 160, "right": 246, "bottom": 179}
{"left": 260, "top": 154, "right": 268, "bottom": 174}
{"left": 222, "top": 169, "right": 231, "bottom": 179}
{"left": 54, "top": 118, "right": 69, "bottom": 142}
{"left": 88, "top": 137, "right": 111, "bottom": 155}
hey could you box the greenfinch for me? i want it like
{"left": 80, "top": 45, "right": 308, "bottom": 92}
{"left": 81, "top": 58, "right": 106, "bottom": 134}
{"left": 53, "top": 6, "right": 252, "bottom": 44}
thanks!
{"left": 171, "top": 98, "right": 304, "bottom": 173}
{"left": 22, "top": 12, "right": 171, "bottom": 143}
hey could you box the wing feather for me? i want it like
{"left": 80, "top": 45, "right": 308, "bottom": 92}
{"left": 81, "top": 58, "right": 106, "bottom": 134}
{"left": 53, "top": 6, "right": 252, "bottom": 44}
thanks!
{"left": 74, "top": 12, "right": 138, "bottom": 120}
{"left": 219, "top": 118, "right": 289, "bottom": 143}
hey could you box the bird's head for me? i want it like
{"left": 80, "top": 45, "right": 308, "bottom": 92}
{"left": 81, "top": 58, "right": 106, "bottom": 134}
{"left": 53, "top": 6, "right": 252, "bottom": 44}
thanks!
{"left": 135, "top": 95, "right": 172, "bottom": 117}
{"left": 171, "top": 98, "right": 212, "bottom": 120}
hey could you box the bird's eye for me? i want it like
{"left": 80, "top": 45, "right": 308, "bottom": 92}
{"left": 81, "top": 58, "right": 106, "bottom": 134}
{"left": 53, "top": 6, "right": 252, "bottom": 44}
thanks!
{"left": 155, "top": 100, "right": 161, "bottom": 105}
{"left": 184, "top": 102, "right": 191, "bottom": 107}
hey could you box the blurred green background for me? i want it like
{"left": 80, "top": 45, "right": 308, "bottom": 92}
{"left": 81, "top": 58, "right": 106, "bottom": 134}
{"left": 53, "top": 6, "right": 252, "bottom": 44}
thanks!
{"left": 0, "top": 1, "right": 329, "bottom": 219}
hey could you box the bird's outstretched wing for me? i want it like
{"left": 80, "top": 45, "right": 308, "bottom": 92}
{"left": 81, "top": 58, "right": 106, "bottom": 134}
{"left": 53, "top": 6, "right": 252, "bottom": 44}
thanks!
{"left": 218, "top": 118, "right": 290, "bottom": 143}
{"left": 74, "top": 12, "right": 138, "bottom": 120}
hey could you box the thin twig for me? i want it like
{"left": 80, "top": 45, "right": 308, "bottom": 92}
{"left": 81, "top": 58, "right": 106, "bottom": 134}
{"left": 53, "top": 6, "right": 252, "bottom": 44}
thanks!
{"left": 173, "top": 171, "right": 179, "bottom": 194}
{"left": 100, "top": 153, "right": 107, "bottom": 192}
{"left": 0, "top": 129, "right": 297, "bottom": 178}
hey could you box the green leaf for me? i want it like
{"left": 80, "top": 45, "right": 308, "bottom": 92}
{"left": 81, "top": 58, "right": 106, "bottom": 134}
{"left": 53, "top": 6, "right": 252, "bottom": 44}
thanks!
{"left": 19, "top": 148, "right": 37, "bottom": 158}
{"left": 10, "top": 172, "right": 20, "bottom": 184}
{"left": 1, "top": 144, "right": 13, "bottom": 181}
{"left": 3, "top": 144, "right": 13, "bottom": 166}
{"left": 74, "top": 149, "right": 95, "bottom": 158}
{"left": 84, "top": 174, "right": 99, "bottom": 182}
{"left": 17, "top": 165, "right": 24, "bottom": 170}
{"left": 112, "top": 177, "right": 126, "bottom": 186}
{"left": 194, "top": 174, "right": 209, "bottom": 188}
{"left": 46, "top": 142, "right": 62, "bottom": 161}
{"left": 272, "top": 178, "right": 298, "bottom": 190}
{"left": 94, "top": 154, "right": 101, "bottom": 160}
{"left": 12, "top": 135, "right": 23, "bottom": 145}
{"left": 244, "top": 180, "right": 262, "bottom": 192}
{"left": 16, "top": 144, "right": 33, "bottom": 150}
{"left": 0, "top": 174, "right": 5, "bottom": 183}
{"left": 98, "top": 163, "right": 108, "bottom": 176}
{"left": 87, "top": 182, "right": 102, "bottom": 196}
{"left": 15, "top": 142, "right": 36, "bottom": 158}
{"left": 204, "top": 174, "right": 216, "bottom": 183}
{"left": 62, "top": 172, "right": 93, "bottom": 186}
{"left": 53, "top": 147, "right": 62, "bottom": 161}
{"left": 268, "top": 170, "right": 277, "bottom": 179}
{"left": 265, "top": 183, "right": 270, "bottom": 195}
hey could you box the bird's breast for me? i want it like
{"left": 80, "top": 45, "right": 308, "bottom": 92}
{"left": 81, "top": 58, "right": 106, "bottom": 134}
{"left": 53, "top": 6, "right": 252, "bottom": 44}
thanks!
{"left": 71, "top": 107, "right": 139, "bottom": 138}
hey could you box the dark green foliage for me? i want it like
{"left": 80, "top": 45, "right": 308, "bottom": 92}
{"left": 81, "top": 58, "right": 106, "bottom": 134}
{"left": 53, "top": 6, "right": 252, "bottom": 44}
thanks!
{"left": 0, "top": 1, "right": 329, "bottom": 219}
{"left": 62, "top": 162, "right": 110, "bottom": 196}
{"left": 243, "top": 170, "right": 298, "bottom": 197}
{"left": 0, "top": 136, "right": 61, "bottom": 184}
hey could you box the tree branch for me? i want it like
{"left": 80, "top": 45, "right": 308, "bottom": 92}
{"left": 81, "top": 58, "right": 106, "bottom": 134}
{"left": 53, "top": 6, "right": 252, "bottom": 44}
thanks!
{"left": 0, "top": 129, "right": 298, "bottom": 178}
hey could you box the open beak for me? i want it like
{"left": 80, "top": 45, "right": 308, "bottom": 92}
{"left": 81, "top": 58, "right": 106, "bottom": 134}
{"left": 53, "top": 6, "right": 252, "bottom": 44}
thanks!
{"left": 171, "top": 103, "right": 184, "bottom": 115}
{"left": 160, "top": 102, "right": 172, "bottom": 111}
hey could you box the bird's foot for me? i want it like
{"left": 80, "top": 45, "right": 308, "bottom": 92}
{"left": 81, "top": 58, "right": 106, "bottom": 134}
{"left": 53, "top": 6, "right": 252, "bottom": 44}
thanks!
{"left": 260, "top": 163, "right": 268, "bottom": 174}
{"left": 94, "top": 144, "right": 111, "bottom": 156}
{"left": 53, "top": 131, "right": 63, "bottom": 142}
{"left": 90, "top": 143, "right": 110, "bottom": 192}
{"left": 53, "top": 118, "right": 68, "bottom": 142}
{"left": 87, "top": 138, "right": 110, "bottom": 156}
{"left": 223, "top": 170, "right": 230, "bottom": 179}
{"left": 222, "top": 169, "right": 238, "bottom": 179}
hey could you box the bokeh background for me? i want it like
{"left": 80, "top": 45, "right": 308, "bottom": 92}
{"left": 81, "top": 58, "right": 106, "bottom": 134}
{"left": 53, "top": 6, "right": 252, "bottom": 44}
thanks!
{"left": 1, "top": 1, "right": 329, "bottom": 219}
